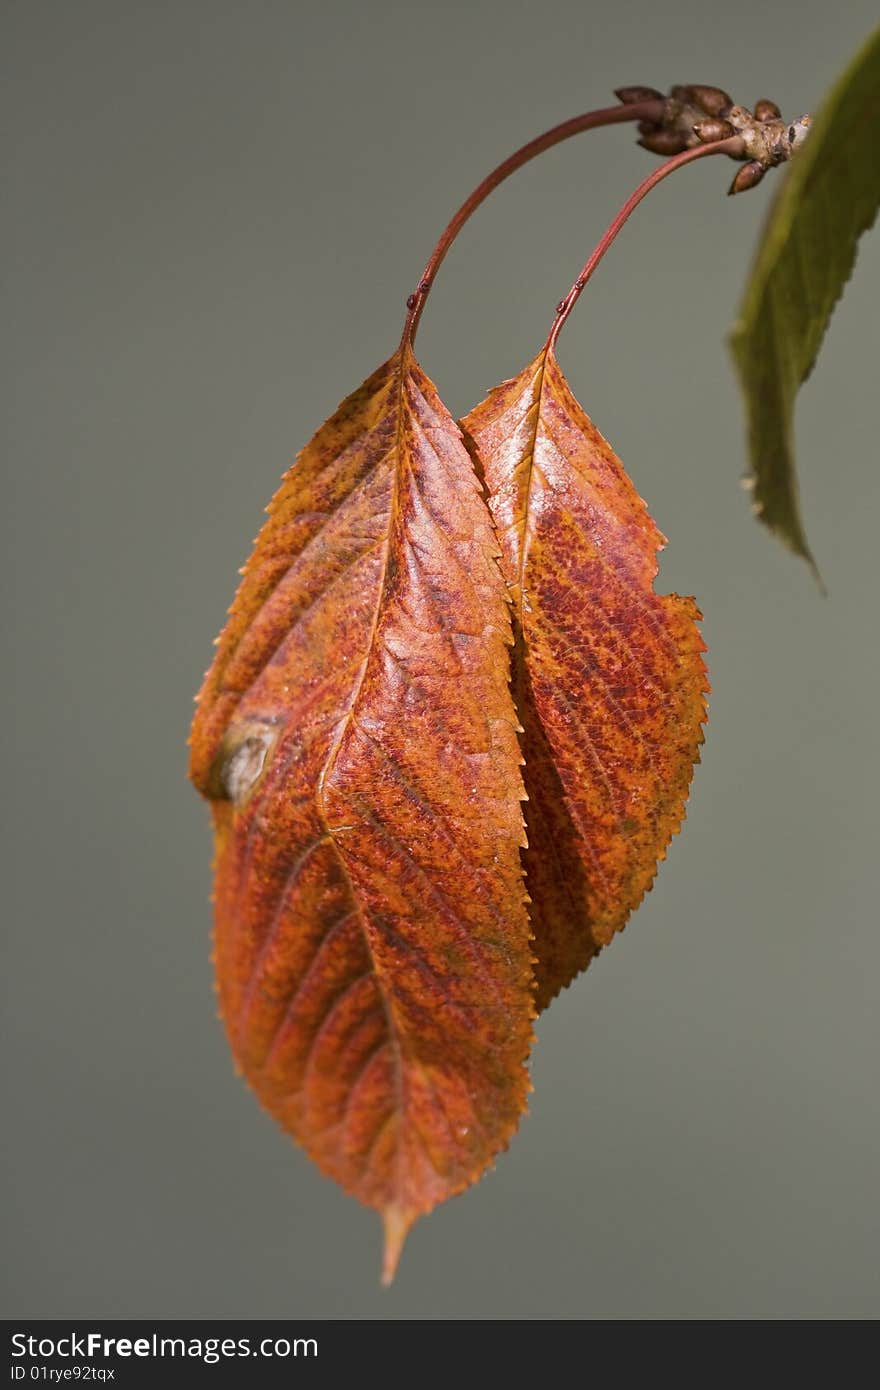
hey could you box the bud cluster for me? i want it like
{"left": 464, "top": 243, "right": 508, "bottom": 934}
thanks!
{"left": 616, "top": 83, "right": 812, "bottom": 195}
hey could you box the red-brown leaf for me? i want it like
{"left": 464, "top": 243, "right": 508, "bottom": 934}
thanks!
{"left": 462, "top": 348, "right": 708, "bottom": 1010}
{"left": 189, "top": 347, "right": 533, "bottom": 1280}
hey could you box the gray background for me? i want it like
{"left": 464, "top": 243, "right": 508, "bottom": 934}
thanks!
{"left": 5, "top": 0, "right": 878, "bottom": 1320}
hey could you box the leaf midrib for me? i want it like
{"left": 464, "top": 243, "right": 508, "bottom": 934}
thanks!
{"left": 313, "top": 349, "right": 409, "bottom": 1204}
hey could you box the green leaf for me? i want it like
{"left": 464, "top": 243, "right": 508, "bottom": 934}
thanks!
{"left": 729, "top": 25, "right": 880, "bottom": 574}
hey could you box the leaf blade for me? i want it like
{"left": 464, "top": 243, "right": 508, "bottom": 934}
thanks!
{"left": 729, "top": 25, "right": 880, "bottom": 566}
{"left": 463, "top": 348, "right": 708, "bottom": 1009}
{"left": 190, "top": 348, "right": 533, "bottom": 1276}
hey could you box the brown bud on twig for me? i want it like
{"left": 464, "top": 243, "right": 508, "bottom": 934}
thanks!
{"left": 637, "top": 128, "right": 689, "bottom": 156}
{"left": 688, "top": 84, "right": 733, "bottom": 116}
{"left": 615, "top": 85, "right": 664, "bottom": 104}
{"left": 727, "top": 160, "right": 766, "bottom": 195}
{"left": 693, "top": 118, "right": 736, "bottom": 143}
{"left": 754, "top": 98, "right": 782, "bottom": 122}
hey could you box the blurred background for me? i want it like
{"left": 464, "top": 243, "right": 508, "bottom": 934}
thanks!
{"left": 4, "top": 0, "right": 878, "bottom": 1319}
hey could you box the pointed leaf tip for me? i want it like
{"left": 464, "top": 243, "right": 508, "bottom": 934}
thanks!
{"left": 381, "top": 1204, "right": 415, "bottom": 1287}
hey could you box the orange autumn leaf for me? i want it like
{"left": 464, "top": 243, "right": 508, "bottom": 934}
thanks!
{"left": 462, "top": 348, "right": 708, "bottom": 1010}
{"left": 189, "top": 347, "right": 534, "bottom": 1282}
